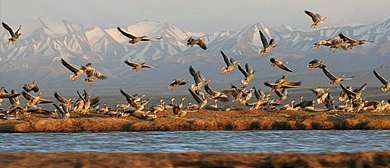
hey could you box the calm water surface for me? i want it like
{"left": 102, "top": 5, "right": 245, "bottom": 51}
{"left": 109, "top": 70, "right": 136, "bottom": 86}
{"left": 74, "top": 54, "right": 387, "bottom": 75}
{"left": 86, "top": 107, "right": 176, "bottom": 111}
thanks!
{"left": 1, "top": 130, "right": 389, "bottom": 153}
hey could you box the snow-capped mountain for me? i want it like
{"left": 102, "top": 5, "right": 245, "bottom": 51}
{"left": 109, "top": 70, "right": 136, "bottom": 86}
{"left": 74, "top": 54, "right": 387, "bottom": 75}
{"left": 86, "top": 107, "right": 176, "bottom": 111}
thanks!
{"left": 1, "top": 17, "right": 390, "bottom": 89}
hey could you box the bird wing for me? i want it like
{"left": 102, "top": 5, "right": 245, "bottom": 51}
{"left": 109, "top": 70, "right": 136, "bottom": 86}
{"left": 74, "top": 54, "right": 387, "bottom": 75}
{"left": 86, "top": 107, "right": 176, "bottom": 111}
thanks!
{"left": 90, "top": 97, "right": 100, "bottom": 106}
{"left": 124, "top": 60, "right": 138, "bottom": 68}
{"left": 373, "top": 70, "right": 388, "bottom": 85}
{"left": 76, "top": 91, "right": 86, "bottom": 102}
{"left": 61, "top": 58, "right": 80, "bottom": 74}
{"left": 259, "top": 30, "right": 269, "bottom": 48}
{"left": 321, "top": 67, "right": 337, "bottom": 81}
{"left": 189, "top": 66, "right": 201, "bottom": 84}
{"left": 178, "top": 79, "right": 188, "bottom": 85}
{"left": 339, "top": 84, "right": 357, "bottom": 99}
{"left": 238, "top": 65, "right": 249, "bottom": 77}
{"left": 339, "top": 33, "right": 354, "bottom": 43}
{"left": 117, "top": 27, "right": 136, "bottom": 39}
{"left": 204, "top": 84, "right": 217, "bottom": 95}
{"left": 120, "top": 89, "right": 134, "bottom": 103}
{"left": 172, "top": 105, "right": 180, "bottom": 115}
{"left": 309, "top": 58, "right": 319, "bottom": 65}
{"left": 188, "top": 88, "right": 202, "bottom": 104}
{"left": 53, "top": 103, "right": 64, "bottom": 114}
{"left": 38, "top": 98, "right": 53, "bottom": 104}
{"left": 221, "top": 51, "right": 231, "bottom": 66}
{"left": 2, "top": 22, "right": 14, "bottom": 37}
{"left": 2, "top": 89, "right": 15, "bottom": 105}
{"left": 197, "top": 38, "right": 207, "bottom": 50}
{"left": 15, "top": 25, "right": 21, "bottom": 35}
{"left": 245, "top": 63, "right": 254, "bottom": 75}
{"left": 305, "top": 10, "right": 319, "bottom": 22}
{"left": 356, "top": 83, "right": 367, "bottom": 93}
{"left": 269, "top": 39, "right": 275, "bottom": 46}
{"left": 95, "top": 71, "right": 107, "bottom": 80}
{"left": 264, "top": 82, "right": 277, "bottom": 88}
{"left": 141, "top": 37, "right": 162, "bottom": 41}
{"left": 141, "top": 64, "right": 154, "bottom": 68}
{"left": 54, "top": 92, "right": 67, "bottom": 103}
{"left": 277, "top": 63, "right": 293, "bottom": 72}
{"left": 282, "top": 81, "right": 302, "bottom": 88}
{"left": 21, "top": 91, "right": 34, "bottom": 100}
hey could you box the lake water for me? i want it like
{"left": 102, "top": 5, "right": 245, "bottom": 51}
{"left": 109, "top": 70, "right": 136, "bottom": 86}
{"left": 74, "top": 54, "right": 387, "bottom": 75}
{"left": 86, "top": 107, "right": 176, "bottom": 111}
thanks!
{"left": 1, "top": 130, "right": 389, "bottom": 153}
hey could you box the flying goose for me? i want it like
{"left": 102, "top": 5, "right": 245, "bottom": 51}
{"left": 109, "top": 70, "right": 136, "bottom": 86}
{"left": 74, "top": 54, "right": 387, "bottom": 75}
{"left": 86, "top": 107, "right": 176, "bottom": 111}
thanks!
{"left": 187, "top": 37, "right": 207, "bottom": 50}
{"left": 239, "top": 87, "right": 254, "bottom": 105}
{"left": 3, "top": 89, "right": 21, "bottom": 114}
{"left": 340, "top": 83, "right": 367, "bottom": 102}
{"left": 294, "top": 99, "right": 315, "bottom": 110}
{"left": 188, "top": 88, "right": 208, "bottom": 110}
{"left": 204, "top": 84, "right": 229, "bottom": 108}
{"left": 52, "top": 103, "right": 70, "bottom": 119}
{"left": 270, "top": 58, "right": 293, "bottom": 72}
{"left": 54, "top": 92, "right": 74, "bottom": 112}
{"left": 329, "top": 37, "right": 347, "bottom": 52}
{"left": 22, "top": 91, "right": 53, "bottom": 107}
{"left": 168, "top": 78, "right": 188, "bottom": 90}
{"left": 238, "top": 63, "right": 255, "bottom": 86}
{"left": 339, "top": 33, "right": 373, "bottom": 49}
{"left": 304, "top": 10, "right": 328, "bottom": 28}
{"left": 119, "top": 89, "right": 145, "bottom": 104}
{"left": 320, "top": 66, "right": 354, "bottom": 86}
{"left": 2, "top": 22, "right": 21, "bottom": 44}
{"left": 76, "top": 90, "right": 92, "bottom": 114}
{"left": 189, "top": 66, "right": 210, "bottom": 93}
{"left": 275, "top": 88, "right": 288, "bottom": 104}
{"left": 264, "top": 75, "right": 301, "bottom": 92}
{"left": 314, "top": 39, "right": 332, "bottom": 49}
{"left": 124, "top": 60, "right": 154, "bottom": 72}
{"left": 310, "top": 87, "right": 329, "bottom": 104}
{"left": 259, "top": 30, "right": 278, "bottom": 56}
{"left": 84, "top": 70, "right": 107, "bottom": 85}
{"left": 117, "top": 27, "right": 162, "bottom": 44}
{"left": 373, "top": 70, "right": 390, "bottom": 92}
{"left": 307, "top": 58, "right": 325, "bottom": 70}
{"left": 246, "top": 87, "right": 268, "bottom": 110}
{"left": 220, "top": 51, "right": 240, "bottom": 74}
{"left": 23, "top": 80, "right": 39, "bottom": 92}
{"left": 61, "top": 58, "right": 85, "bottom": 81}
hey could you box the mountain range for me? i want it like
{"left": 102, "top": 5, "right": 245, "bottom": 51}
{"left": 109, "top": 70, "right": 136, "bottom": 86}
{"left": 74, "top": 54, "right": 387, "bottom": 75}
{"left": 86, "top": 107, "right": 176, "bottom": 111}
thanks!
{"left": 1, "top": 17, "right": 390, "bottom": 95}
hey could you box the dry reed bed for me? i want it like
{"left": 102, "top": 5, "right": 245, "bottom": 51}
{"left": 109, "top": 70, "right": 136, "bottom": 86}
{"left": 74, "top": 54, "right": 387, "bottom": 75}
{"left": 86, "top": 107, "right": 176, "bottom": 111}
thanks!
{"left": 2, "top": 109, "right": 390, "bottom": 132}
{"left": 1, "top": 151, "right": 390, "bottom": 168}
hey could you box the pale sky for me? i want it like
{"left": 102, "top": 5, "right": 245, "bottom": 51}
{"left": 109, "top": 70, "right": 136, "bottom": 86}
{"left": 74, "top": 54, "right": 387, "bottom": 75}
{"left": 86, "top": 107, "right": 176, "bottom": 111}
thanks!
{"left": 1, "top": 0, "right": 390, "bottom": 33}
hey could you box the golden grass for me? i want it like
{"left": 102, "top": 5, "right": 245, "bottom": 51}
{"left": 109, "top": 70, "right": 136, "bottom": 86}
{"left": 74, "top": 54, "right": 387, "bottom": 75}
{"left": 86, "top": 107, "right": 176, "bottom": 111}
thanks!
{"left": 2, "top": 109, "right": 390, "bottom": 132}
{"left": 1, "top": 151, "right": 390, "bottom": 168}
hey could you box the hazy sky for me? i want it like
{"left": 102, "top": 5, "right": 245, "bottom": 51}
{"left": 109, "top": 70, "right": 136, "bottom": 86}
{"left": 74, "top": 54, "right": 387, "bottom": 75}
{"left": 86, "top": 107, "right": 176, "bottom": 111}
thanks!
{"left": 1, "top": 0, "right": 390, "bottom": 33}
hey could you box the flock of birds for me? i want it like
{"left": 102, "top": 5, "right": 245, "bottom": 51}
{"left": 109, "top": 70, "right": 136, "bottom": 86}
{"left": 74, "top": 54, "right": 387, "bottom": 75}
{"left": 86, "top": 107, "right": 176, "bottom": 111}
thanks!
{"left": 0, "top": 10, "right": 388, "bottom": 120}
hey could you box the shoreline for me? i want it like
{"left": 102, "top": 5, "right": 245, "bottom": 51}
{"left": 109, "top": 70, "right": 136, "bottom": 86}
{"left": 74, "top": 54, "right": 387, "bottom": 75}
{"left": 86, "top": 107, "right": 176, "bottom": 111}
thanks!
{"left": 0, "top": 151, "right": 389, "bottom": 167}
{"left": 2, "top": 109, "right": 390, "bottom": 132}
